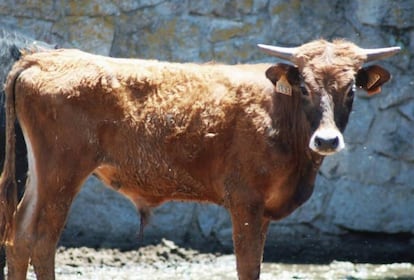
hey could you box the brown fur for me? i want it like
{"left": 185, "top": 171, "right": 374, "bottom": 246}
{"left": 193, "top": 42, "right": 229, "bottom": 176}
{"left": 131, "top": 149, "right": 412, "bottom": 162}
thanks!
{"left": 0, "top": 39, "right": 394, "bottom": 280}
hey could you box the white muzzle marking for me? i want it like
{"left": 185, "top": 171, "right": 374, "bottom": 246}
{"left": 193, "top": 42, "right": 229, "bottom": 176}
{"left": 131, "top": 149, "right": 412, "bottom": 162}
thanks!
{"left": 309, "top": 127, "right": 345, "bottom": 155}
{"left": 309, "top": 93, "right": 345, "bottom": 155}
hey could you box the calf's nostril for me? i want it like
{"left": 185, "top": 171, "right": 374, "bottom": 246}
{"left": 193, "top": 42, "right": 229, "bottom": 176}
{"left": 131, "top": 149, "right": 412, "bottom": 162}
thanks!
{"left": 314, "top": 137, "right": 322, "bottom": 148}
{"left": 330, "top": 137, "right": 339, "bottom": 149}
{"left": 314, "top": 136, "right": 339, "bottom": 150}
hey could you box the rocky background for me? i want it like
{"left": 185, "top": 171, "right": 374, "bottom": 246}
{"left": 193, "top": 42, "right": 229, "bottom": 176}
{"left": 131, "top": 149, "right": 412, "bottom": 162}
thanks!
{"left": 1, "top": 0, "right": 413, "bottom": 256}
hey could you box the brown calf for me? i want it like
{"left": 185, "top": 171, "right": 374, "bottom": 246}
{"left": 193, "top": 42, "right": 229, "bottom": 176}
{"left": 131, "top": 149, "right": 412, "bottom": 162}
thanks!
{"left": 0, "top": 39, "right": 399, "bottom": 279}
{"left": 0, "top": 29, "right": 57, "bottom": 280}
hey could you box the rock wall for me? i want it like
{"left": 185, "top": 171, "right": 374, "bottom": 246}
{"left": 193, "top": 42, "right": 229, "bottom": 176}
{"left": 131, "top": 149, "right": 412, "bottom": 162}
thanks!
{"left": 1, "top": 0, "right": 413, "bottom": 250}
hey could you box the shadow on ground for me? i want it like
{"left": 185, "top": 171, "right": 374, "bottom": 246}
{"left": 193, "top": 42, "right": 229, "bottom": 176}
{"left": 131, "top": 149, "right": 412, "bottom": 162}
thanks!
{"left": 261, "top": 232, "right": 414, "bottom": 264}
{"left": 60, "top": 231, "right": 414, "bottom": 265}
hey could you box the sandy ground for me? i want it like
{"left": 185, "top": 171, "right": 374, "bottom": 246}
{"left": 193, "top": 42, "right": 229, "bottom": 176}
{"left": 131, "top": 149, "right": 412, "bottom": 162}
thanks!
{"left": 23, "top": 239, "right": 414, "bottom": 280}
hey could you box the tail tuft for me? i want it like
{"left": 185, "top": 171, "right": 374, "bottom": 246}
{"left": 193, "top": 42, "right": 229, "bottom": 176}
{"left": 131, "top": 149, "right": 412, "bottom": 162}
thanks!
{"left": 0, "top": 64, "right": 23, "bottom": 245}
{"left": 138, "top": 207, "right": 151, "bottom": 243}
{"left": 0, "top": 174, "right": 17, "bottom": 245}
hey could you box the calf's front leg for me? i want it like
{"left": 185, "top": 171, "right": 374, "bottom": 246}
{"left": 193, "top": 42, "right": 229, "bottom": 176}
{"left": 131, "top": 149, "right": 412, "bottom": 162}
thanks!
{"left": 229, "top": 198, "right": 270, "bottom": 280}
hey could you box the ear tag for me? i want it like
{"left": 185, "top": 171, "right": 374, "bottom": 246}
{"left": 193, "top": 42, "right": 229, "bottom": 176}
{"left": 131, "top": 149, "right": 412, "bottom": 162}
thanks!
{"left": 275, "top": 75, "right": 292, "bottom": 96}
{"left": 367, "top": 72, "right": 381, "bottom": 90}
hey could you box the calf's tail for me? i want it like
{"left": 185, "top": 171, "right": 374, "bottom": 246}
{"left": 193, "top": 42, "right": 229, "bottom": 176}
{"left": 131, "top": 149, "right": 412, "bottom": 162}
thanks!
{"left": 0, "top": 65, "right": 24, "bottom": 245}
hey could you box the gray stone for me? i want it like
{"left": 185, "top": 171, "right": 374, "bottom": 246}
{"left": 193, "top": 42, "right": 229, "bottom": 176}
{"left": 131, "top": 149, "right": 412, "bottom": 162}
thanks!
{"left": 370, "top": 112, "right": 414, "bottom": 162}
{"left": 115, "top": 0, "right": 164, "bottom": 12}
{"left": 396, "top": 163, "right": 414, "bottom": 187}
{"left": 115, "top": 16, "right": 204, "bottom": 61}
{"left": 207, "top": 19, "right": 252, "bottom": 43}
{"left": 398, "top": 100, "right": 414, "bottom": 121}
{"left": 268, "top": 0, "right": 349, "bottom": 45}
{"left": 152, "top": 0, "right": 188, "bottom": 16}
{"left": 252, "top": 0, "right": 269, "bottom": 13}
{"left": 0, "top": 0, "right": 59, "bottom": 20}
{"left": 62, "top": 177, "right": 140, "bottom": 248}
{"left": 144, "top": 202, "right": 196, "bottom": 243}
{"left": 328, "top": 180, "right": 414, "bottom": 233}
{"left": 0, "top": 16, "right": 54, "bottom": 43}
{"left": 356, "top": 0, "right": 414, "bottom": 28}
{"left": 343, "top": 97, "right": 376, "bottom": 145}
{"left": 52, "top": 16, "right": 115, "bottom": 55}
{"left": 196, "top": 204, "right": 226, "bottom": 238}
{"left": 189, "top": 0, "right": 250, "bottom": 19}
{"left": 379, "top": 76, "right": 414, "bottom": 110}
{"left": 340, "top": 146, "right": 401, "bottom": 186}
{"left": 62, "top": 0, "right": 120, "bottom": 16}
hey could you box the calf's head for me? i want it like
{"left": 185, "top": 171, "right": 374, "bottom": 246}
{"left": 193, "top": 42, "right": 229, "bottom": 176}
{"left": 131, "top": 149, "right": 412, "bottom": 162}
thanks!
{"left": 259, "top": 39, "right": 400, "bottom": 156}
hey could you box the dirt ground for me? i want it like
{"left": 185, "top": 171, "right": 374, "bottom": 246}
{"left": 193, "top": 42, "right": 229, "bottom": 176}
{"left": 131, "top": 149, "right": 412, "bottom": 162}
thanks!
{"left": 23, "top": 239, "right": 414, "bottom": 280}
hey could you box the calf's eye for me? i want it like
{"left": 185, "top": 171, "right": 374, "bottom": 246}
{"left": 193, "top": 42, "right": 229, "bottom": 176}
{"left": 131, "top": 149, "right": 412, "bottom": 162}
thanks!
{"left": 300, "top": 80, "right": 309, "bottom": 96}
{"left": 301, "top": 86, "right": 309, "bottom": 96}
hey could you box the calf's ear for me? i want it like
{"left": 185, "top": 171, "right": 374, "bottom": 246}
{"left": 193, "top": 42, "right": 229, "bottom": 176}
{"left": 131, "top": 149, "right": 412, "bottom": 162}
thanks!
{"left": 356, "top": 65, "right": 391, "bottom": 95}
{"left": 265, "top": 63, "right": 300, "bottom": 96}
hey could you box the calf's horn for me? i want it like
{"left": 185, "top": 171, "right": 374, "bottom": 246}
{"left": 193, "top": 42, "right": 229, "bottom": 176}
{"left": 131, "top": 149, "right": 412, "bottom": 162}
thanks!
{"left": 362, "top": 46, "right": 401, "bottom": 62}
{"left": 258, "top": 43, "right": 401, "bottom": 63}
{"left": 257, "top": 44, "right": 297, "bottom": 62}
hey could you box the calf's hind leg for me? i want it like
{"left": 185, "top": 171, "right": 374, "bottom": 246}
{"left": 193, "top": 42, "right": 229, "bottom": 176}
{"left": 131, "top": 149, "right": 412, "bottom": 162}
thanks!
{"left": 6, "top": 152, "right": 96, "bottom": 280}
